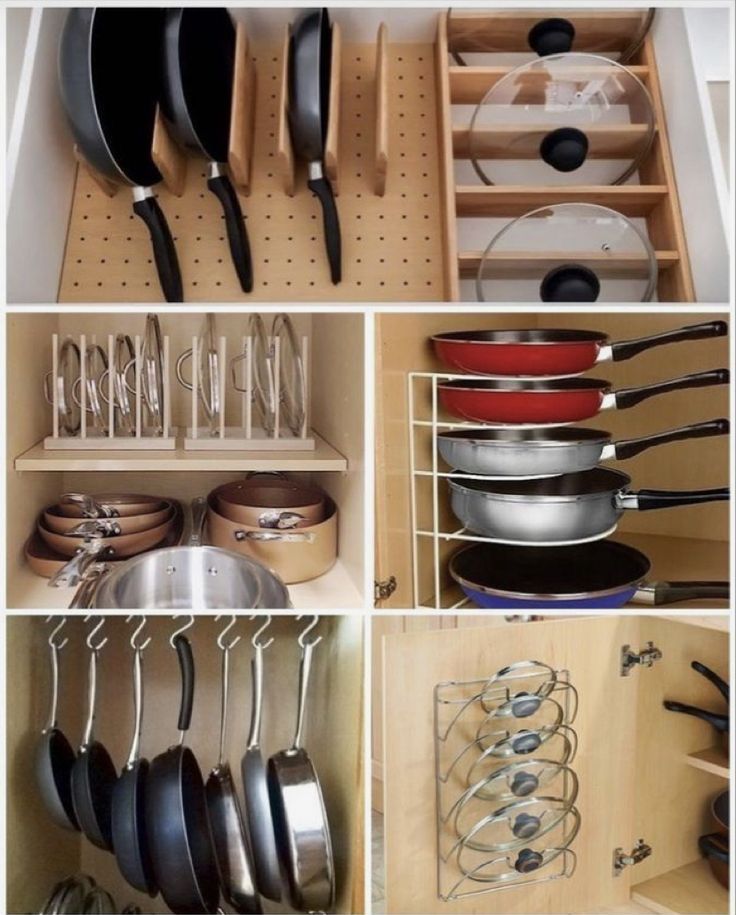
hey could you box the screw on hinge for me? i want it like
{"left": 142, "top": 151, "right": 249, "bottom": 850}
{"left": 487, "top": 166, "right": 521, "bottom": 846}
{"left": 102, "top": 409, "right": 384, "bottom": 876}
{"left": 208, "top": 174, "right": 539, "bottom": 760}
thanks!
{"left": 374, "top": 576, "right": 397, "bottom": 603}
{"left": 621, "top": 642, "right": 662, "bottom": 676}
{"left": 613, "top": 839, "right": 652, "bottom": 876}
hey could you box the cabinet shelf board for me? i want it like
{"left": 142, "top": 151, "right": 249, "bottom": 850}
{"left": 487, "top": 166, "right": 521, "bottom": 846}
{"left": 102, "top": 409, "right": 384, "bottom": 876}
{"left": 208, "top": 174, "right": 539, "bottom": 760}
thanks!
{"left": 685, "top": 746, "right": 729, "bottom": 779}
{"left": 632, "top": 859, "right": 728, "bottom": 915}
{"left": 14, "top": 433, "right": 347, "bottom": 472}
{"left": 455, "top": 184, "right": 669, "bottom": 218}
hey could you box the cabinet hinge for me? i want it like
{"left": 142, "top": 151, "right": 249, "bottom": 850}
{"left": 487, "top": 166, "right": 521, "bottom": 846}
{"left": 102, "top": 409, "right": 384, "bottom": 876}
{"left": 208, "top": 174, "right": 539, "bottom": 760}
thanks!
{"left": 613, "top": 839, "right": 652, "bottom": 876}
{"left": 374, "top": 576, "right": 397, "bottom": 602}
{"left": 621, "top": 642, "right": 662, "bottom": 676}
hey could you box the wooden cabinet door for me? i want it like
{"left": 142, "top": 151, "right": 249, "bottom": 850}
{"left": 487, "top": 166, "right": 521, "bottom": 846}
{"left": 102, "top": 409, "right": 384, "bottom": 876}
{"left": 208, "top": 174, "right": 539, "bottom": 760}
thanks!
{"left": 381, "top": 616, "right": 641, "bottom": 914}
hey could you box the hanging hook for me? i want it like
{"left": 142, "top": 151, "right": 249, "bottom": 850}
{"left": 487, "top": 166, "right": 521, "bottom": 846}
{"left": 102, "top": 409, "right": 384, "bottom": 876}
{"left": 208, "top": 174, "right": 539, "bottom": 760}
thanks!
{"left": 297, "top": 614, "right": 322, "bottom": 648}
{"left": 84, "top": 614, "right": 108, "bottom": 651}
{"left": 170, "top": 614, "right": 194, "bottom": 648}
{"left": 126, "top": 615, "right": 151, "bottom": 652}
{"left": 216, "top": 614, "right": 241, "bottom": 651}
{"left": 46, "top": 616, "right": 69, "bottom": 650}
{"left": 249, "top": 615, "right": 274, "bottom": 650}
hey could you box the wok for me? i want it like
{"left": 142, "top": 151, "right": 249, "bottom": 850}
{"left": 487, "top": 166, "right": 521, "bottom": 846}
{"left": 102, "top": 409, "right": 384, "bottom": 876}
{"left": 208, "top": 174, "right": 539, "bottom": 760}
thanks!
{"left": 161, "top": 9, "right": 253, "bottom": 293}
{"left": 448, "top": 468, "right": 729, "bottom": 544}
{"left": 438, "top": 418, "right": 729, "bottom": 478}
{"left": 59, "top": 9, "right": 183, "bottom": 302}
{"left": 432, "top": 321, "right": 727, "bottom": 377}
{"left": 439, "top": 368, "right": 729, "bottom": 424}
{"left": 289, "top": 8, "right": 342, "bottom": 283}
{"left": 450, "top": 542, "right": 730, "bottom": 609}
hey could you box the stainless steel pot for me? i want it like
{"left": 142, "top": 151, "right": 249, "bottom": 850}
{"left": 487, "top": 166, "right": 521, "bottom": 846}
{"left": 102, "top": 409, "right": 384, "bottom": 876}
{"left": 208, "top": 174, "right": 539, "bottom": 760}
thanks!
{"left": 449, "top": 470, "right": 729, "bottom": 544}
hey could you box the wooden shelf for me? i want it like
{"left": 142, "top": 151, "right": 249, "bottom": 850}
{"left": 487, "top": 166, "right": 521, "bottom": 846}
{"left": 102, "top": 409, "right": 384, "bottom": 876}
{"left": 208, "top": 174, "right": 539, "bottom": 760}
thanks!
{"left": 458, "top": 250, "right": 678, "bottom": 279}
{"left": 632, "top": 859, "right": 728, "bottom": 915}
{"left": 685, "top": 747, "right": 729, "bottom": 778}
{"left": 455, "top": 185, "right": 669, "bottom": 218}
{"left": 14, "top": 433, "right": 347, "bottom": 472}
{"left": 453, "top": 124, "right": 654, "bottom": 159}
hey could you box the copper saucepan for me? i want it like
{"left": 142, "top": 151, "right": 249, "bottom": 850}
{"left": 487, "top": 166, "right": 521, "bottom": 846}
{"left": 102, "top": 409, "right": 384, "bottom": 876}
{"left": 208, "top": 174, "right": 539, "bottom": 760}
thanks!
{"left": 43, "top": 503, "right": 174, "bottom": 535}
{"left": 214, "top": 474, "right": 325, "bottom": 528}
{"left": 38, "top": 516, "right": 172, "bottom": 559}
{"left": 56, "top": 493, "right": 167, "bottom": 518}
{"left": 207, "top": 492, "right": 337, "bottom": 583}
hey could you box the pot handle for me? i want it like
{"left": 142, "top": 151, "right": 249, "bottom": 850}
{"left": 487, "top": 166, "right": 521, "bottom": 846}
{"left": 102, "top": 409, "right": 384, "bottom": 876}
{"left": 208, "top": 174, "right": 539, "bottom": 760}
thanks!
{"left": 663, "top": 700, "right": 729, "bottom": 733}
{"left": 176, "top": 349, "right": 194, "bottom": 391}
{"left": 173, "top": 634, "right": 194, "bottom": 734}
{"left": 610, "top": 321, "right": 728, "bottom": 362}
{"left": 235, "top": 529, "right": 315, "bottom": 543}
{"left": 612, "top": 418, "right": 729, "bottom": 461}
{"left": 207, "top": 171, "right": 253, "bottom": 293}
{"left": 189, "top": 497, "right": 207, "bottom": 546}
{"left": 69, "top": 565, "right": 109, "bottom": 609}
{"left": 67, "top": 520, "right": 122, "bottom": 537}
{"left": 132, "top": 194, "right": 183, "bottom": 303}
{"left": 691, "top": 660, "right": 730, "bottom": 702}
{"left": 628, "top": 488, "right": 729, "bottom": 510}
{"left": 59, "top": 493, "right": 117, "bottom": 519}
{"left": 48, "top": 542, "right": 109, "bottom": 588}
{"left": 612, "top": 369, "right": 729, "bottom": 410}
{"left": 699, "top": 834, "right": 729, "bottom": 864}
{"left": 644, "top": 581, "right": 731, "bottom": 605}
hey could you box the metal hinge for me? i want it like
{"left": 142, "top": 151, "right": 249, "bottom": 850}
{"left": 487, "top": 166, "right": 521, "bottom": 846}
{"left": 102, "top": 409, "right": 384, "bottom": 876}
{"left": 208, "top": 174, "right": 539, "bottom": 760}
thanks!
{"left": 374, "top": 576, "right": 397, "bottom": 602}
{"left": 621, "top": 642, "right": 662, "bottom": 676}
{"left": 613, "top": 839, "right": 652, "bottom": 876}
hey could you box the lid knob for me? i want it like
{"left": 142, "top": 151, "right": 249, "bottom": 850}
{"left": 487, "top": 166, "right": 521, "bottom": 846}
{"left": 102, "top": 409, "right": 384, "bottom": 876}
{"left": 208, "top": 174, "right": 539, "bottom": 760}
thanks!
{"left": 515, "top": 848, "right": 544, "bottom": 873}
{"left": 528, "top": 18, "right": 575, "bottom": 56}
{"left": 540, "top": 264, "right": 601, "bottom": 302}
{"left": 540, "top": 127, "right": 589, "bottom": 172}
{"left": 511, "top": 771, "right": 539, "bottom": 797}
{"left": 513, "top": 813, "right": 542, "bottom": 839}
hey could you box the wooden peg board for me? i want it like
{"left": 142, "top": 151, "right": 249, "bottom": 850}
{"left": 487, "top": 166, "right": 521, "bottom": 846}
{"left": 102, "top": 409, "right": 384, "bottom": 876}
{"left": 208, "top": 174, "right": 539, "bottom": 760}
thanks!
{"left": 58, "top": 42, "right": 447, "bottom": 303}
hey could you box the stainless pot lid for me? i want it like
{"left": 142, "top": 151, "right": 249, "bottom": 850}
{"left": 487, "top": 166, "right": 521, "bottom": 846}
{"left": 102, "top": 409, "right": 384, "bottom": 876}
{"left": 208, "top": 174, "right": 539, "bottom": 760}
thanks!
{"left": 477, "top": 203, "right": 657, "bottom": 303}
{"left": 469, "top": 53, "right": 654, "bottom": 187}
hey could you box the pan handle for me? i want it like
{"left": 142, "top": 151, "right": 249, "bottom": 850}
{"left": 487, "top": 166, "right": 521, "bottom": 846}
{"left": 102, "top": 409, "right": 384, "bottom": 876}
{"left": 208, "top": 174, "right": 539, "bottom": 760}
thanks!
{"left": 189, "top": 497, "right": 207, "bottom": 547}
{"left": 291, "top": 639, "right": 317, "bottom": 751}
{"left": 174, "top": 634, "right": 195, "bottom": 735}
{"left": 247, "top": 641, "right": 265, "bottom": 750}
{"left": 132, "top": 190, "right": 183, "bottom": 303}
{"left": 308, "top": 165, "right": 342, "bottom": 284}
{"left": 663, "top": 700, "right": 729, "bottom": 732}
{"left": 699, "top": 834, "right": 729, "bottom": 864}
{"left": 609, "top": 321, "right": 728, "bottom": 362}
{"left": 635, "top": 581, "right": 731, "bottom": 605}
{"left": 48, "top": 542, "right": 110, "bottom": 588}
{"left": 611, "top": 418, "right": 729, "bottom": 461}
{"left": 234, "top": 529, "right": 315, "bottom": 543}
{"left": 610, "top": 369, "right": 729, "bottom": 410}
{"left": 207, "top": 168, "right": 253, "bottom": 293}
{"left": 692, "top": 660, "right": 730, "bottom": 702}
{"left": 624, "top": 488, "right": 730, "bottom": 510}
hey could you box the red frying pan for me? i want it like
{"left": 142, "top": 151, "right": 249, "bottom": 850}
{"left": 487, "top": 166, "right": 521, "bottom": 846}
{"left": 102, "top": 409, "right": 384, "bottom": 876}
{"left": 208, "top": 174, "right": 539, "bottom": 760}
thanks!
{"left": 439, "top": 369, "right": 729, "bottom": 425}
{"left": 432, "top": 321, "right": 727, "bottom": 377}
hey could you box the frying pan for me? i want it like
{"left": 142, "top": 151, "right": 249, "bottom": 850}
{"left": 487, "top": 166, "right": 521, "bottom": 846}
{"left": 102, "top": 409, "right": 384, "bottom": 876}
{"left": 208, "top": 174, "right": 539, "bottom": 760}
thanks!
{"left": 43, "top": 503, "right": 173, "bottom": 535}
{"left": 205, "top": 618, "right": 261, "bottom": 914}
{"left": 161, "top": 9, "right": 253, "bottom": 293}
{"left": 700, "top": 790, "right": 729, "bottom": 889}
{"left": 59, "top": 9, "right": 183, "bottom": 302}
{"left": 36, "top": 618, "right": 80, "bottom": 832}
{"left": 289, "top": 8, "right": 342, "bottom": 284}
{"left": 268, "top": 619, "right": 335, "bottom": 913}
{"left": 39, "top": 516, "right": 172, "bottom": 559}
{"left": 450, "top": 541, "right": 730, "bottom": 609}
{"left": 664, "top": 660, "right": 729, "bottom": 744}
{"left": 439, "top": 368, "right": 729, "bottom": 424}
{"left": 241, "top": 618, "right": 282, "bottom": 902}
{"left": 432, "top": 321, "right": 727, "bottom": 377}
{"left": 111, "top": 619, "right": 157, "bottom": 896}
{"left": 57, "top": 493, "right": 166, "bottom": 518}
{"left": 146, "top": 631, "right": 220, "bottom": 914}
{"left": 71, "top": 617, "right": 118, "bottom": 851}
{"left": 438, "top": 419, "right": 729, "bottom": 479}
{"left": 448, "top": 468, "right": 729, "bottom": 545}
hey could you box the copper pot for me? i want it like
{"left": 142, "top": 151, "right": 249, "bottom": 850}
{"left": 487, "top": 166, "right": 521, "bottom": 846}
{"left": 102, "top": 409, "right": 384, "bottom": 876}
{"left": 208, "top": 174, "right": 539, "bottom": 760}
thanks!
{"left": 214, "top": 474, "right": 325, "bottom": 528}
{"left": 206, "top": 492, "right": 337, "bottom": 584}
{"left": 43, "top": 503, "right": 174, "bottom": 535}
{"left": 37, "top": 516, "right": 172, "bottom": 559}
{"left": 56, "top": 493, "right": 167, "bottom": 518}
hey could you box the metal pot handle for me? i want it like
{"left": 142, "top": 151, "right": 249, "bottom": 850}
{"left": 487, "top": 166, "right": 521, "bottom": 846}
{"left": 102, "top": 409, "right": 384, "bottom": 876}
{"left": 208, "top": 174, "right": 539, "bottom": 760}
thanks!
{"left": 176, "top": 348, "right": 194, "bottom": 391}
{"left": 190, "top": 497, "right": 207, "bottom": 546}
{"left": 43, "top": 371, "right": 55, "bottom": 405}
{"left": 48, "top": 541, "right": 108, "bottom": 589}
{"left": 235, "top": 529, "right": 315, "bottom": 543}
{"left": 69, "top": 566, "right": 109, "bottom": 609}
{"left": 59, "top": 493, "right": 118, "bottom": 519}
{"left": 67, "top": 520, "right": 122, "bottom": 537}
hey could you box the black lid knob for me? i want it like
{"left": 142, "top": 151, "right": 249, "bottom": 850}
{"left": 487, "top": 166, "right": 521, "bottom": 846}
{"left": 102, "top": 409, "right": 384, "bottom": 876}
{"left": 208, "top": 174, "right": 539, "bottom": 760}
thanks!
{"left": 540, "top": 264, "right": 601, "bottom": 302}
{"left": 513, "top": 813, "right": 542, "bottom": 839}
{"left": 511, "top": 730, "right": 542, "bottom": 754}
{"left": 540, "top": 127, "right": 589, "bottom": 172}
{"left": 515, "top": 848, "right": 544, "bottom": 873}
{"left": 528, "top": 18, "right": 575, "bottom": 56}
{"left": 511, "top": 771, "right": 539, "bottom": 797}
{"left": 511, "top": 692, "right": 542, "bottom": 718}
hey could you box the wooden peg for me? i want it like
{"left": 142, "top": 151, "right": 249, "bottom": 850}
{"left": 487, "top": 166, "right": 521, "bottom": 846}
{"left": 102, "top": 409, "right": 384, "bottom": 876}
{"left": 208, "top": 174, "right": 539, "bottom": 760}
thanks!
{"left": 151, "top": 107, "right": 187, "bottom": 197}
{"left": 228, "top": 21, "right": 257, "bottom": 195}
{"left": 276, "top": 24, "right": 296, "bottom": 197}
{"left": 73, "top": 144, "right": 118, "bottom": 197}
{"left": 324, "top": 21, "right": 342, "bottom": 196}
{"left": 374, "top": 23, "right": 389, "bottom": 196}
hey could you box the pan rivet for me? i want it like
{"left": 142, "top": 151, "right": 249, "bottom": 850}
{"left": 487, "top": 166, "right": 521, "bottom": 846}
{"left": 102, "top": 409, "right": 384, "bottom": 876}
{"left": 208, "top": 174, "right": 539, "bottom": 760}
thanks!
{"left": 208, "top": 567, "right": 218, "bottom": 576}
{"left": 165, "top": 565, "right": 176, "bottom": 575}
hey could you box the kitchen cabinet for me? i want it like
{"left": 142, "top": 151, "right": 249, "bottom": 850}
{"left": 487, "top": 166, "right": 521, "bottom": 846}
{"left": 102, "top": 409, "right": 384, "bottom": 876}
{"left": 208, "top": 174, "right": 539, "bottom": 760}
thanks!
{"left": 376, "top": 614, "right": 729, "bottom": 914}
{"left": 374, "top": 311, "right": 730, "bottom": 609}
{"left": 6, "top": 311, "right": 365, "bottom": 609}
{"left": 6, "top": 613, "right": 364, "bottom": 915}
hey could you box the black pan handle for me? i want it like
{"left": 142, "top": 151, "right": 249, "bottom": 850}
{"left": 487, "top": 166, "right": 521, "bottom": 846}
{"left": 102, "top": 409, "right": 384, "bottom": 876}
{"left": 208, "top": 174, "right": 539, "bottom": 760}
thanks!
{"left": 692, "top": 660, "right": 730, "bottom": 702}
{"left": 613, "top": 418, "right": 729, "bottom": 461}
{"left": 207, "top": 172, "right": 253, "bottom": 293}
{"left": 611, "top": 321, "right": 728, "bottom": 362}
{"left": 652, "top": 582, "right": 731, "bottom": 605}
{"left": 307, "top": 174, "right": 342, "bottom": 284}
{"left": 132, "top": 194, "right": 183, "bottom": 303}
{"left": 634, "top": 488, "right": 729, "bottom": 510}
{"left": 173, "top": 634, "right": 194, "bottom": 733}
{"left": 663, "top": 700, "right": 729, "bottom": 732}
{"left": 699, "top": 834, "right": 729, "bottom": 863}
{"left": 613, "top": 369, "right": 729, "bottom": 410}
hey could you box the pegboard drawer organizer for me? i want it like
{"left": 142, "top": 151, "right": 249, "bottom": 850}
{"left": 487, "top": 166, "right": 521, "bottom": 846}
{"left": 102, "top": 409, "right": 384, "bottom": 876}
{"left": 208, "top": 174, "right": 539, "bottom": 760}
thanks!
{"left": 58, "top": 27, "right": 450, "bottom": 302}
{"left": 435, "top": 11, "right": 695, "bottom": 302}
{"left": 434, "top": 661, "right": 580, "bottom": 901}
{"left": 44, "top": 333, "right": 175, "bottom": 451}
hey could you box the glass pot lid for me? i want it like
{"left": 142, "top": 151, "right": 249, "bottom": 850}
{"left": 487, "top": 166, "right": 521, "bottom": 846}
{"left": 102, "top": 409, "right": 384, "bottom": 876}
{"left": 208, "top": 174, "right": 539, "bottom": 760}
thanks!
{"left": 469, "top": 53, "right": 655, "bottom": 187}
{"left": 449, "top": 8, "right": 655, "bottom": 64}
{"left": 272, "top": 313, "right": 306, "bottom": 437}
{"left": 476, "top": 203, "right": 657, "bottom": 303}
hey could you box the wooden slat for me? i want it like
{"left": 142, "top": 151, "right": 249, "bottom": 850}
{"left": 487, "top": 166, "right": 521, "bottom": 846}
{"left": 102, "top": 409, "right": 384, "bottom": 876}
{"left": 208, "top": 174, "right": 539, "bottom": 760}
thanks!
{"left": 151, "top": 107, "right": 187, "bottom": 197}
{"left": 434, "top": 13, "right": 460, "bottom": 301}
{"left": 455, "top": 185, "right": 669, "bottom": 217}
{"left": 374, "top": 23, "right": 389, "bottom": 196}
{"left": 73, "top": 145, "right": 118, "bottom": 198}
{"left": 276, "top": 25, "right": 295, "bottom": 197}
{"left": 685, "top": 746, "right": 729, "bottom": 779}
{"left": 457, "top": 249, "right": 679, "bottom": 279}
{"left": 228, "top": 21, "right": 257, "bottom": 195}
{"left": 632, "top": 860, "right": 728, "bottom": 915}
{"left": 324, "top": 21, "right": 342, "bottom": 195}
{"left": 449, "top": 64, "right": 649, "bottom": 105}
{"left": 453, "top": 123, "right": 654, "bottom": 159}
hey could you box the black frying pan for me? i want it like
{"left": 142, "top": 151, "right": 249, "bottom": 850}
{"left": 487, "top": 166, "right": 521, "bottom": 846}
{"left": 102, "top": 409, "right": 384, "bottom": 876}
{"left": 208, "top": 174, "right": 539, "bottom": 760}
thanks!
{"left": 111, "top": 622, "right": 157, "bottom": 896}
{"left": 71, "top": 617, "right": 118, "bottom": 851}
{"left": 289, "top": 8, "right": 342, "bottom": 284}
{"left": 35, "top": 618, "right": 80, "bottom": 832}
{"left": 161, "top": 9, "right": 253, "bottom": 293}
{"left": 664, "top": 660, "right": 730, "bottom": 733}
{"left": 59, "top": 9, "right": 183, "bottom": 302}
{"left": 146, "top": 632, "right": 219, "bottom": 914}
